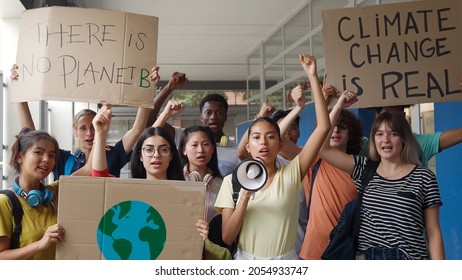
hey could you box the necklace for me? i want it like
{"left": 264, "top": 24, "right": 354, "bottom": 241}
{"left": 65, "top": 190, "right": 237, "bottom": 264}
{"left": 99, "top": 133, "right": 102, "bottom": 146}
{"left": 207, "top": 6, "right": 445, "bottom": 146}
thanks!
{"left": 378, "top": 164, "right": 407, "bottom": 179}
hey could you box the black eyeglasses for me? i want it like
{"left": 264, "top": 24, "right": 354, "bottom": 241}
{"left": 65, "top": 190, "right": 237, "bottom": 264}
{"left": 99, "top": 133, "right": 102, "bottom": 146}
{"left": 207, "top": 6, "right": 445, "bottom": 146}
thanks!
{"left": 141, "top": 145, "right": 171, "bottom": 158}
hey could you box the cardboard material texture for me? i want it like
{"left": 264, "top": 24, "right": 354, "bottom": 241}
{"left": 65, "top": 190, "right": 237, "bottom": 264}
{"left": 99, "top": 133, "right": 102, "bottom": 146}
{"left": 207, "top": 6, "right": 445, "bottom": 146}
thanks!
{"left": 56, "top": 176, "right": 205, "bottom": 260}
{"left": 12, "top": 7, "right": 158, "bottom": 108}
{"left": 322, "top": 0, "right": 462, "bottom": 108}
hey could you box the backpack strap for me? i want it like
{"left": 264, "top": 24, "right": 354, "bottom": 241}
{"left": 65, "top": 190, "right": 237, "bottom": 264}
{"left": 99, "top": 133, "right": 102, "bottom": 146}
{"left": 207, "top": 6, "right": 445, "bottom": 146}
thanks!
{"left": 230, "top": 163, "right": 249, "bottom": 255}
{"left": 231, "top": 169, "right": 241, "bottom": 206}
{"left": 352, "top": 158, "right": 379, "bottom": 245}
{"left": 0, "top": 190, "right": 24, "bottom": 249}
{"left": 64, "top": 153, "right": 76, "bottom": 176}
{"left": 359, "top": 159, "right": 379, "bottom": 192}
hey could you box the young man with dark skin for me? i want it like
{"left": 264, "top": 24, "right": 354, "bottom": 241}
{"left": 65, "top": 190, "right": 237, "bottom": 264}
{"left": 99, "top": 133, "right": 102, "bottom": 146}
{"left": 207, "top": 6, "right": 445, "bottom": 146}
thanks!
{"left": 199, "top": 94, "right": 240, "bottom": 175}
{"left": 153, "top": 93, "right": 240, "bottom": 176}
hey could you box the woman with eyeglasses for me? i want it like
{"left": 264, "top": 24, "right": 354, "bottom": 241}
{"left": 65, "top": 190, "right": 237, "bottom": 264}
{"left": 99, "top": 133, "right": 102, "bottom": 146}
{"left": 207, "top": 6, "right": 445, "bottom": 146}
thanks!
{"left": 130, "top": 126, "right": 184, "bottom": 180}
{"left": 90, "top": 106, "right": 210, "bottom": 251}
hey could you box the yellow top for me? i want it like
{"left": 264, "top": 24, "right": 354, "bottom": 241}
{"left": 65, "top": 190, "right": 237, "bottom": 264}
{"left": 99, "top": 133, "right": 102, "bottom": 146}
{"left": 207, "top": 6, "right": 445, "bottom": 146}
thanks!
{"left": 0, "top": 181, "right": 59, "bottom": 260}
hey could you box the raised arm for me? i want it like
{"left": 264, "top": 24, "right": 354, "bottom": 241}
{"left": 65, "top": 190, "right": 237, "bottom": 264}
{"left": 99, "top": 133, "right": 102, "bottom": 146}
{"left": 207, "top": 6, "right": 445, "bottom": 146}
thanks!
{"left": 152, "top": 100, "right": 185, "bottom": 128}
{"left": 121, "top": 107, "right": 151, "bottom": 155}
{"left": 11, "top": 64, "right": 35, "bottom": 130}
{"left": 318, "top": 90, "right": 358, "bottom": 175}
{"left": 438, "top": 126, "right": 462, "bottom": 152}
{"left": 275, "top": 88, "right": 307, "bottom": 160}
{"left": 322, "top": 74, "right": 341, "bottom": 111}
{"left": 146, "top": 71, "right": 188, "bottom": 127}
{"left": 278, "top": 90, "right": 305, "bottom": 137}
{"left": 69, "top": 148, "right": 93, "bottom": 176}
{"left": 17, "top": 102, "right": 35, "bottom": 130}
{"left": 297, "top": 54, "right": 330, "bottom": 178}
{"left": 92, "top": 104, "right": 112, "bottom": 173}
{"left": 276, "top": 82, "right": 341, "bottom": 161}
{"left": 120, "top": 67, "right": 161, "bottom": 154}
{"left": 236, "top": 101, "right": 275, "bottom": 160}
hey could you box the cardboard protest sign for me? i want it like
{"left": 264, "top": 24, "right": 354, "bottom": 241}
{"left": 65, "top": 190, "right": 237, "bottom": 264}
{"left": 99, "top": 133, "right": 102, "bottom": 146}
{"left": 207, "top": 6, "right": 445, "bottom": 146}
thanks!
{"left": 56, "top": 177, "right": 205, "bottom": 260}
{"left": 12, "top": 7, "right": 158, "bottom": 107}
{"left": 322, "top": 0, "right": 462, "bottom": 108}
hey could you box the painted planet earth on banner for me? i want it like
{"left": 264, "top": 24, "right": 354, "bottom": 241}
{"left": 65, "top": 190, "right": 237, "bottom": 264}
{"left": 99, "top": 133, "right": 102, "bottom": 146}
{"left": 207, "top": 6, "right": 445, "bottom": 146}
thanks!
{"left": 96, "top": 200, "right": 166, "bottom": 260}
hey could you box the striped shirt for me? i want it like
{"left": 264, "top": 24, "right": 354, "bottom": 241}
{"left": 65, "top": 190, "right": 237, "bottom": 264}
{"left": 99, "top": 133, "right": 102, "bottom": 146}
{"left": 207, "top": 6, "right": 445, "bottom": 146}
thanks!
{"left": 352, "top": 155, "right": 442, "bottom": 260}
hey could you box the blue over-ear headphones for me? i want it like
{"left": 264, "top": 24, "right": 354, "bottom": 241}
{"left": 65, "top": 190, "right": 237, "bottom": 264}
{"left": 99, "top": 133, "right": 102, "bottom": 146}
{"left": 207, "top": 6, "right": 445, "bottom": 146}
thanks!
{"left": 13, "top": 177, "right": 54, "bottom": 207}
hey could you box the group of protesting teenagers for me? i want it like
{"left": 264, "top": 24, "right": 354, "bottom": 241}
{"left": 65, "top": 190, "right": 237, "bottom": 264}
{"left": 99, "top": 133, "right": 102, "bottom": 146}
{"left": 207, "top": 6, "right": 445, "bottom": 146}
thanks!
{"left": 1, "top": 53, "right": 461, "bottom": 260}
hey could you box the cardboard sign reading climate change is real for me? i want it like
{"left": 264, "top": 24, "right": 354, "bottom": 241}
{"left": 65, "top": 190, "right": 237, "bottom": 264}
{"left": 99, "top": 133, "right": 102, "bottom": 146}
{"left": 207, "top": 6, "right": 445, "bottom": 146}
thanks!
{"left": 12, "top": 7, "right": 158, "bottom": 107}
{"left": 322, "top": 0, "right": 462, "bottom": 108}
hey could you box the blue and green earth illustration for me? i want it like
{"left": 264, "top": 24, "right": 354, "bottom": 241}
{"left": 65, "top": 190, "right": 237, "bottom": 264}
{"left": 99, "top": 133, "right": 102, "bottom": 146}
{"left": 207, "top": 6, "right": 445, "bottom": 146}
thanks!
{"left": 96, "top": 200, "right": 166, "bottom": 260}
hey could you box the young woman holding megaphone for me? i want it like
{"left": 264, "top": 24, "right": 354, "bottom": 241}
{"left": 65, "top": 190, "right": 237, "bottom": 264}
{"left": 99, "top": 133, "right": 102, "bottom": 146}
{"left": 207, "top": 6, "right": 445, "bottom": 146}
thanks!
{"left": 214, "top": 54, "right": 331, "bottom": 260}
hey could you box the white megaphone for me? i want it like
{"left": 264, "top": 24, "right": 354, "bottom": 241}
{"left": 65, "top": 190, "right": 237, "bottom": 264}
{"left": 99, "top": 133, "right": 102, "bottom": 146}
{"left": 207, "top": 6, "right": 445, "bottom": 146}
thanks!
{"left": 232, "top": 158, "right": 268, "bottom": 192}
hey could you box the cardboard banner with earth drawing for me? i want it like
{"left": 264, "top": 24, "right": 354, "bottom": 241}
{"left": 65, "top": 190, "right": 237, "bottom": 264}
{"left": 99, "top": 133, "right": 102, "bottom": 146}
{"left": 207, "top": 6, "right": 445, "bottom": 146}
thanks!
{"left": 322, "top": 0, "right": 462, "bottom": 108}
{"left": 11, "top": 6, "right": 158, "bottom": 108}
{"left": 56, "top": 176, "right": 205, "bottom": 260}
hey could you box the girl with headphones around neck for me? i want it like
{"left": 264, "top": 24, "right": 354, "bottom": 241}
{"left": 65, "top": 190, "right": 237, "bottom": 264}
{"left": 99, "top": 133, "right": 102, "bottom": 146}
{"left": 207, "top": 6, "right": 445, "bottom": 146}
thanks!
{"left": 179, "top": 126, "right": 232, "bottom": 260}
{"left": 215, "top": 54, "right": 331, "bottom": 260}
{"left": 0, "top": 128, "right": 65, "bottom": 259}
{"left": 179, "top": 126, "right": 223, "bottom": 223}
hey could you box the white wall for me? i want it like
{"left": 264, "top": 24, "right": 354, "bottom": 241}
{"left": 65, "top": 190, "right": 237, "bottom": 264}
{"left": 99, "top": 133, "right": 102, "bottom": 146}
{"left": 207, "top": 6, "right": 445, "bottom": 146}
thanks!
{"left": 48, "top": 101, "right": 74, "bottom": 152}
{"left": 1, "top": 18, "right": 21, "bottom": 188}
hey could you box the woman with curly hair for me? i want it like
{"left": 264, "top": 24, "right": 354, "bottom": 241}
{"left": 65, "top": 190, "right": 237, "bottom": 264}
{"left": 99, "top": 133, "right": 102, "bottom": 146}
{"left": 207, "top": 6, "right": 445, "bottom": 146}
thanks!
{"left": 299, "top": 108, "right": 364, "bottom": 260}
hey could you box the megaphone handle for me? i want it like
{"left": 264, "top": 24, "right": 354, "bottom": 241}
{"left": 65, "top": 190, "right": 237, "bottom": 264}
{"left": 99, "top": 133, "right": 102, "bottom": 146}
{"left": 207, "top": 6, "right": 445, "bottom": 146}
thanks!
{"left": 250, "top": 193, "right": 255, "bottom": 200}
